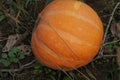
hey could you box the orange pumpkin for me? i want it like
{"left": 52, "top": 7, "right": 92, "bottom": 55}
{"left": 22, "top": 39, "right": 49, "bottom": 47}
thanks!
{"left": 31, "top": 0, "right": 104, "bottom": 71}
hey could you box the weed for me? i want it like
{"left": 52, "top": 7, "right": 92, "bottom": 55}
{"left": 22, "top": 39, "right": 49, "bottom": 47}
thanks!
{"left": 0, "top": 47, "right": 25, "bottom": 67}
{"left": 33, "top": 63, "right": 43, "bottom": 75}
{"left": 0, "top": 11, "right": 6, "bottom": 22}
{"left": 0, "top": 72, "right": 9, "bottom": 80}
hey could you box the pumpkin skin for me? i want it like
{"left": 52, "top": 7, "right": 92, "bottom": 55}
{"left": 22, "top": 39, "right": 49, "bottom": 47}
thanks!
{"left": 31, "top": 0, "right": 104, "bottom": 71}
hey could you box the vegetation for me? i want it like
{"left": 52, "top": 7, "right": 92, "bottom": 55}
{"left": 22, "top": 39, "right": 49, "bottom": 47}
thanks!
{"left": 0, "top": 0, "right": 120, "bottom": 80}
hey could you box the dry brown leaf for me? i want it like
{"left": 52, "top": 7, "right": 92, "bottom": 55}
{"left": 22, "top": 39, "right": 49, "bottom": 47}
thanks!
{"left": 2, "top": 32, "right": 28, "bottom": 52}
{"left": 110, "top": 22, "right": 120, "bottom": 39}
{"left": 116, "top": 47, "right": 120, "bottom": 66}
{"left": 17, "top": 45, "right": 31, "bottom": 55}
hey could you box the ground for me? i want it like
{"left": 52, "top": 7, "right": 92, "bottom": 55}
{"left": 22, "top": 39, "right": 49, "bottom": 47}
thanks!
{"left": 0, "top": 0, "right": 120, "bottom": 80}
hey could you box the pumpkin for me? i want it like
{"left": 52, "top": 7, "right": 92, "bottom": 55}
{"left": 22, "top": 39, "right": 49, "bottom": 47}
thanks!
{"left": 31, "top": 0, "right": 104, "bottom": 71}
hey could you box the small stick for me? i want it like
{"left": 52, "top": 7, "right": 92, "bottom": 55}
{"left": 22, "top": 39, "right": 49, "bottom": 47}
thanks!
{"left": 1, "top": 60, "right": 36, "bottom": 72}
{"left": 103, "top": 2, "right": 120, "bottom": 44}
{"left": 98, "top": 2, "right": 120, "bottom": 56}
{"left": 93, "top": 54, "right": 116, "bottom": 61}
{"left": 103, "top": 40, "right": 120, "bottom": 46}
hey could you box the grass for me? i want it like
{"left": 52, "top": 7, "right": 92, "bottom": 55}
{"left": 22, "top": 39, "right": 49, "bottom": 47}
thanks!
{"left": 0, "top": 0, "right": 120, "bottom": 80}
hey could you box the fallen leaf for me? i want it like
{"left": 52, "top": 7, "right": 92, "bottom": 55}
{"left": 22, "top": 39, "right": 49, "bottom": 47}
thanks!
{"left": 110, "top": 22, "right": 120, "bottom": 39}
{"left": 116, "top": 47, "right": 120, "bottom": 66}
{"left": 2, "top": 32, "right": 28, "bottom": 52}
{"left": 17, "top": 45, "right": 31, "bottom": 55}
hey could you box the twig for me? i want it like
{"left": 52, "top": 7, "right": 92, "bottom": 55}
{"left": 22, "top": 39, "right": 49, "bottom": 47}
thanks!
{"left": 98, "top": 2, "right": 120, "bottom": 56}
{"left": 1, "top": 60, "right": 36, "bottom": 72}
{"left": 5, "top": 12, "right": 20, "bottom": 24}
{"left": 93, "top": 54, "right": 117, "bottom": 61}
{"left": 9, "top": 72, "right": 15, "bottom": 80}
{"left": 103, "top": 2, "right": 120, "bottom": 44}
{"left": 103, "top": 40, "right": 120, "bottom": 46}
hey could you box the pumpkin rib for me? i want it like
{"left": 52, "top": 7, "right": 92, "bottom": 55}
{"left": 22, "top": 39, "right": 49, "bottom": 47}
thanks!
{"left": 41, "top": 17, "right": 98, "bottom": 48}
{"left": 41, "top": 12, "right": 102, "bottom": 46}
{"left": 40, "top": 18, "right": 101, "bottom": 53}
{"left": 32, "top": 38, "right": 89, "bottom": 71}
{"left": 36, "top": 21, "right": 99, "bottom": 62}
{"left": 32, "top": 32, "right": 63, "bottom": 70}
{"left": 34, "top": 25, "right": 82, "bottom": 61}
{"left": 55, "top": 28, "right": 99, "bottom": 48}
{"left": 39, "top": 18, "right": 81, "bottom": 60}
{"left": 36, "top": 21, "right": 81, "bottom": 60}
{"left": 34, "top": 31, "right": 66, "bottom": 60}
{"left": 32, "top": 32, "right": 85, "bottom": 71}
{"left": 40, "top": 15, "right": 100, "bottom": 49}
{"left": 40, "top": 10, "right": 101, "bottom": 32}
{"left": 38, "top": 18, "right": 100, "bottom": 61}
